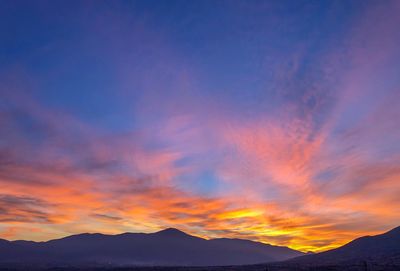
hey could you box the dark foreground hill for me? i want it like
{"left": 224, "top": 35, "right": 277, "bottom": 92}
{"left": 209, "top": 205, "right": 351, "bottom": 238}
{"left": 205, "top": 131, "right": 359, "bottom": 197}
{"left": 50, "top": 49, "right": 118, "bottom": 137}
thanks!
{"left": 265, "top": 226, "right": 400, "bottom": 270}
{"left": 286, "top": 226, "right": 400, "bottom": 264}
{"left": 0, "top": 228, "right": 303, "bottom": 267}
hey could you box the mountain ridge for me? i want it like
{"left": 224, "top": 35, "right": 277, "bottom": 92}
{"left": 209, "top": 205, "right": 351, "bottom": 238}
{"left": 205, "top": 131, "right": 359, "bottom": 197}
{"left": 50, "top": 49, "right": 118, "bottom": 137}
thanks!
{"left": 0, "top": 228, "right": 304, "bottom": 267}
{"left": 283, "top": 225, "right": 400, "bottom": 266}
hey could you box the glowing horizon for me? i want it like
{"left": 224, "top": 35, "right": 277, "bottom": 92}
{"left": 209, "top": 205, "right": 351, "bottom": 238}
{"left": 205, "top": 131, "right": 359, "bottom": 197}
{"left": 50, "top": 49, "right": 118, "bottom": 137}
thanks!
{"left": 1, "top": 0, "right": 400, "bottom": 253}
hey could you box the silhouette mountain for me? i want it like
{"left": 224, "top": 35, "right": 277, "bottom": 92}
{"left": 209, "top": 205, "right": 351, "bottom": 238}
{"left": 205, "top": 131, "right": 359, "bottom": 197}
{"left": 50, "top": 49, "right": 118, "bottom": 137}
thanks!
{"left": 0, "top": 228, "right": 303, "bottom": 267}
{"left": 285, "top": 226, "right": 400, "bottom": 266}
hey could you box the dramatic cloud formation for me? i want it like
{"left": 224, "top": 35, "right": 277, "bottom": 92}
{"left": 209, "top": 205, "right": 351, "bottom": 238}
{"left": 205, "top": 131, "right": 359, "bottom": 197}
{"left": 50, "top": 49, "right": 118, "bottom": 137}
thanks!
{"left": 0, "top": 1, "right": 399, "bottom": 252}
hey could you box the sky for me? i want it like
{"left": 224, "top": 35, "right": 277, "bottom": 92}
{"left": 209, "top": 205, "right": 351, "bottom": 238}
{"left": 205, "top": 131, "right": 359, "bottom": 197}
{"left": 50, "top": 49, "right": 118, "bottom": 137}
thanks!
{"left": 0, "top": 0, "right": 400, "bottom": 252}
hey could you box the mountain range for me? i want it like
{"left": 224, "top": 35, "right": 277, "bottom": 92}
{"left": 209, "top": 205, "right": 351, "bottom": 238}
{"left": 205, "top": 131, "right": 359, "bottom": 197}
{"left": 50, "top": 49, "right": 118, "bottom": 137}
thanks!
{"left": 0, "top": 228, "right": 303, "bottom": 267}
{"left": 1, "top": 226, "right": 399, "bottom": 269}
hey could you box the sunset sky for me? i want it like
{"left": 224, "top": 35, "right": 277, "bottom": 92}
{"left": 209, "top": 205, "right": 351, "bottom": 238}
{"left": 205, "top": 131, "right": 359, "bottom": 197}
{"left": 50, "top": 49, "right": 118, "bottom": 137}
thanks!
{"left": 1, "top": 0, "right": 400, "bottom": 252}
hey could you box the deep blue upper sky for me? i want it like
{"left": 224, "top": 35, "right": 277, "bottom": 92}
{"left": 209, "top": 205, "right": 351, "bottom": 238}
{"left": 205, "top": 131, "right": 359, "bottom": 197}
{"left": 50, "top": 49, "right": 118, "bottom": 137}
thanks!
{"left": 1, "top": 0, "right": 363, "bottom": 128}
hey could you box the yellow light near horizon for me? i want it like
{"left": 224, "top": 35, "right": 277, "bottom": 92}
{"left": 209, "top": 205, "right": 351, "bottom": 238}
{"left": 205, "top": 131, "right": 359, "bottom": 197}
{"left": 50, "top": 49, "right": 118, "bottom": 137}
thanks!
{"left": 216, "top": 209, "right": 264, "bottom": 220}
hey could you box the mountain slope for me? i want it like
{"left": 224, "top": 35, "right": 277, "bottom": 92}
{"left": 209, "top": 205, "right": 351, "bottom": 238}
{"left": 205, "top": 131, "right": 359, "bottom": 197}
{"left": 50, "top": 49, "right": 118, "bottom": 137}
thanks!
{"left": 285, "top": 226, "right": 400, "bottom": 266}
{"left": 0, "top": 228, "right": 304, "bottom": 267}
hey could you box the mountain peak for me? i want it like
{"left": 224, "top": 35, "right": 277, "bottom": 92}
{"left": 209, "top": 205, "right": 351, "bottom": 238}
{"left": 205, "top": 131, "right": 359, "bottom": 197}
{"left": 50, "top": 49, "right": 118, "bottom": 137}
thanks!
{"left": 154, "top": 228, "right": 188, "bottom": 236}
